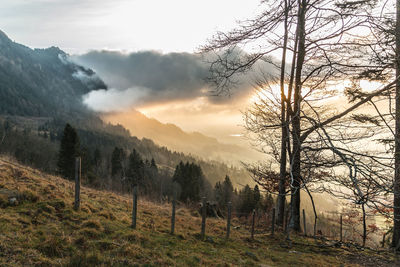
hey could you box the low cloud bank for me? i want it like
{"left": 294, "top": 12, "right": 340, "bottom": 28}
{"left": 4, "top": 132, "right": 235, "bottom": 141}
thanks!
{"left": 73, "top": 50, "right": 275, "bottom": 111}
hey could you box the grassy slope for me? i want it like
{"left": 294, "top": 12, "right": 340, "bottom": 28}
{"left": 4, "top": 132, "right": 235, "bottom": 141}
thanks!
{"left": 0, "top": 158, "right": 398, "bottom": 267}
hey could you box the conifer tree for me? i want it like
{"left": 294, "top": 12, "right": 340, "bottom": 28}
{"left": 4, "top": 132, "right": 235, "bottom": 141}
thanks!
{"left": 150, "top": 158, "right": 158, "bottom": 172}
{"left": 93, "top": 148, "right": 101, "bottom": 169}
{"left": 238, "top": 184, "right": 254, "bottom": 215}
{"left": 127, "top": 149, "right": 144, "bottom": 186}
{"left": 111, "top": 147, "right": 126, "bottom": 177}
{"left": 215, "top": 175, "right": 234, "bottom": 209}
{"left": 57, "top": 123, "right": 80, "bottom": 180}
{"left": 173, "top": 161, "right": 204, "bottom": 202}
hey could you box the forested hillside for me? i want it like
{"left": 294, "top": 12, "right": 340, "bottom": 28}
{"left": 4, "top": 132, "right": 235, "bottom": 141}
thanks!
{"left": 0, "top": 30, "right": 106, "bottom": 117}
{"left": 0, "top": 30, "right": 251, "bottom": 192}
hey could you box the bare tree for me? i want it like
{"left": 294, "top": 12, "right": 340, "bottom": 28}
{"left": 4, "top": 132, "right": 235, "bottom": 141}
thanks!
{"left": 393, "top": 0, "right": 400, "bottom": 249}
{"left": 203, "top": 0, "right": 385, "bottom": 231}
{"left": 338, "top": 0, "right": 400, "bottom": 249}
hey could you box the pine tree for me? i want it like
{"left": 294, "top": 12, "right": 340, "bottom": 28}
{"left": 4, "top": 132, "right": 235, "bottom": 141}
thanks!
{"left": 93, "top": 148, "right": 101, "bottom": 169}
{"left": 127, "top": 149, "right": 144, "bottom": 186}
{"left": 57, "top": 123, "right": 80, "bottom": 180}
{"left": 111, "top": 147, "right": 126, "bottom": 177}
{"left": 222, "top": 175, "right": 234, "bottom": 204}
{"left": 173, "top": 161, "right": 204, "bottom": 202}
{"left": 238, "top": 184, "right": 254, "bottom": 215}
{"left": 237, "top": 184, "right": 264, "bottom": 215}
{"left": 150, "top": 158, "right": 158, "bottom": 172}
{"left": 214, "top": 181, "right": 223, "bottom": 203}
{"left": 214, "top": 175, "right": 234, "bottom": 210}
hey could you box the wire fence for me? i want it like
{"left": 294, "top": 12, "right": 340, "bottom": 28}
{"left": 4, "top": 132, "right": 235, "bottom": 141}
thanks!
{"left": 70, "top": 157, "right": 391, "bottom": 249}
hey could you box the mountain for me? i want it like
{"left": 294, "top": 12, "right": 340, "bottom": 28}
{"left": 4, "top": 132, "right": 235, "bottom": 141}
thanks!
{"left": 0, "top": 29, "right": 253, "bottom": 187}
{"left": 0, "top": 29, "right": 259, "bottom": 166}
{"left": 0, "top": 30, "right": 106, "bottom": 117}
{"left": 104, "top": 110, "right": 263, "bottom": 165}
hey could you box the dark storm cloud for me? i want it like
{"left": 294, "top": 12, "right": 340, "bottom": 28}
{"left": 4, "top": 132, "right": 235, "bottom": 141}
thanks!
{"left": 74, "top": 50, "right": 210, "bottom": 102}
{"left": 73, "top": 50, "right": 276, "bottom": 111}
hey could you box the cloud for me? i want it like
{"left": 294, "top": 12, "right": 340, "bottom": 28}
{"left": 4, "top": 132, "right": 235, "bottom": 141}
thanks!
{"left": 73, "top": 51, "right": 211, "bottom": 108}
{"left": 72, "top": 69, "right": 103, "bottom": 86}
{"left": 82, "top": 87, "right": 149, "bottom": 112}
{"left": 73, "top": 49, "right": 276, "bottom": 112}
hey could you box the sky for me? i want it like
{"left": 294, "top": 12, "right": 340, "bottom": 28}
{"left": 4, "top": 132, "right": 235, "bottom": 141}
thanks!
{"left": 0, "top": 0, "right": 261, "bottom": 54}
{"left": 0, "top": 0, "right": 265, "bottom": 142}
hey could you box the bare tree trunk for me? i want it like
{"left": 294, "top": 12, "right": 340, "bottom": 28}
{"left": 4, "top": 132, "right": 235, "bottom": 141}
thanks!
{"left": 277, "top": 0, "right": 290, "bottom": 227}
{"left": 301, "top": 177, "right": 318, "bottom": 238}
{"left": 362, "top": 202, "right": 367, "bottom": 247}
{"left": 290, "top": 0, "right": 307, "bottom": 232}
{"left": 393, "top": 0, "right": 400, "bottom": 250}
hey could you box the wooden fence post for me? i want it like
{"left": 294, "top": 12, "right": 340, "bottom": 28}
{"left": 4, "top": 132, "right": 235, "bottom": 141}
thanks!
{"left": 303, "top": 209, "right": 307, "bottom": 236}
{"left": 74, "top": 157, "right": 81, "bottom": 211}
{"left": 314, "top": 217, "right": 317, "bottom": 238}
{"left": 226, "top": 201, "right": 232, "bottom": 240}
{"left": 201, "top": 197, "right": 206, "bottom": 239}
{"left": 284, "top": 208, "right": 289, "bottom": 233}
{"left": 340, "top": 214, "right": 343, "bottom": 242}
{"left": 251, "top": 209, "right": 256, "bottom": 240}
{"left": 396, "top": 237, "right": 400, "bottom": 251}
{"left": 271, "top": 208, "right": 275, "bottom": 236}
{"left": 131, "top": 185, "right": 138, "bottom": 229}
{"left": 171, "top": 183, "right": 177, "bottom": 234}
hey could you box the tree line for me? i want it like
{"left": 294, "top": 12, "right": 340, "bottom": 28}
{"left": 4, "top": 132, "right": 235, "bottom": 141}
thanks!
{"left": 0, "top": 115, "right": 251, "bottom": 193}
{"left": 0, "top": 116, "right": 263, "bottom": 215}
{"left": 56, "top": 123, "right": 273, "bottom": 215}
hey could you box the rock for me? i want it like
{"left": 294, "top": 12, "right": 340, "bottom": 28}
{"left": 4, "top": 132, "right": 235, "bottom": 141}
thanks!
{"left": 0, "top": 189, "right": 22, "bottom": 207}
{"left": 8, "top": 197, "right": 17, "bottom": 205}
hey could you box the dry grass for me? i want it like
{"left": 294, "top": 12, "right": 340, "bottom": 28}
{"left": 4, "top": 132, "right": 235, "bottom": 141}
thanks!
{"left": 0, "top": 157, "right": 399, "bottom": 266}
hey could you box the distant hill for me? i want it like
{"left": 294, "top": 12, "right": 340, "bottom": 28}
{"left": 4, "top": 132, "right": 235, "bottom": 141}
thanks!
{"left": 104, "top": 110, "right": 263, "bottom": 165}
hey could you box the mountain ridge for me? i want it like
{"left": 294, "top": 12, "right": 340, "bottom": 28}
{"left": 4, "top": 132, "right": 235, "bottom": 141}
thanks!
{"left": 0, "top": 29, "right": 106, "bottom": 117}
{"left": 104, "top": 109, "right": 263, "bottom": 165}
